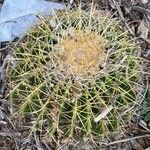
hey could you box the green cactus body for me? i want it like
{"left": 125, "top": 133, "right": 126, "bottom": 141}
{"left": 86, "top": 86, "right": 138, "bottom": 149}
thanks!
{"left": 7, "top": 8, "right": 140, "bottom": 139}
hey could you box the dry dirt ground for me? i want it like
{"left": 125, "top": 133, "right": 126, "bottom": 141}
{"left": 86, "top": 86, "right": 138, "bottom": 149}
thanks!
{"left": 0, "top": 0, "right": 150, "bottom": 149}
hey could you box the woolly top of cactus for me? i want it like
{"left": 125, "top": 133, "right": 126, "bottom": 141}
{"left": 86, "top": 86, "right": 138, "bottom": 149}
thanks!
{"left": 53, "top": 28, "right": 105, "bottom": 77}
{"left": 7, "top": 7, "right": 141, "bottom": 140}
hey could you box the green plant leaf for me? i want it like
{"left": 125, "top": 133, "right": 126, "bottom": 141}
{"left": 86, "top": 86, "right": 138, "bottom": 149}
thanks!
{"left": 140, "top": 107, "right": 150, "bottom": 116}
{"left": 144, "top": 112, "right": 150, "bottom": 122}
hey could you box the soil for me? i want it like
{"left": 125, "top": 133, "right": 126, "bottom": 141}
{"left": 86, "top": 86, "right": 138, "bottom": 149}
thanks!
{"left": 0, "top": 0, "right": 150, "bottom": 149}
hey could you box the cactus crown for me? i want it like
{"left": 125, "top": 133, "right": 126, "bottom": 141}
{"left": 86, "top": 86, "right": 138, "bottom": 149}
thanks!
{"left": 7, "top": 7, "right": 140, "bottom": 139}
{"left": 53, "top": 28, "right": 105, "bottom": 78}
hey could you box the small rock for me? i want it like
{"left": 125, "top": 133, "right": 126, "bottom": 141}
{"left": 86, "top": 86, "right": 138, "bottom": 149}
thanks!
{"left": 139, "top": 119, "right": 147, "bottom": 127}
{"left": 0, "top": 107, "right": 5, "bottom": 120}
{"left": 141, "top": 0, "right": 148, "bottom": 4}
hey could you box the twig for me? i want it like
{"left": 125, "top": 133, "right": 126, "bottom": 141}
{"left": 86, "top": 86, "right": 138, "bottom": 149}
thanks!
{"left": 138, "top": 121, "right": 150, "bottom": 133}
{"left": 132, "top": 6, "right": 150, "bottom": 15}
{"left": 0, "top": 99, "right": 10, "bottom": 105}
{"left": 111, "top": 0, "right": 134, "bottom": 35}
{"left": 140, "top": 37, "right": 150, "bottom": 45}
{"left": 103, "top": 134, "right": 150, "bottom": 146}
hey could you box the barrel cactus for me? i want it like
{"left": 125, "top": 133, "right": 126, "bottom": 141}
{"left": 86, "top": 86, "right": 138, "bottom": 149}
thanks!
{"left": 7, "top": 7, "right": 141, "bottom": 139}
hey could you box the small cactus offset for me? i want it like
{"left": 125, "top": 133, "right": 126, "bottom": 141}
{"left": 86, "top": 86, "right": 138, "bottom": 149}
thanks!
{"left": 7, "top": 7, "right": 141, "bottom": 139}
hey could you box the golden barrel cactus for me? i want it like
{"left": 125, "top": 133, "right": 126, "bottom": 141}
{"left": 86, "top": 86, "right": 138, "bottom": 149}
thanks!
{"left": 7, "top": 7, "right": 141, "bottom": 139}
